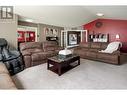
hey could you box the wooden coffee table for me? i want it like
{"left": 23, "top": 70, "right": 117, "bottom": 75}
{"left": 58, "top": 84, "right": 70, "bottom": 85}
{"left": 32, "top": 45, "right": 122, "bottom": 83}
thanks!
{"left": 47, "top": 55, "right": 80, "bottom": 76}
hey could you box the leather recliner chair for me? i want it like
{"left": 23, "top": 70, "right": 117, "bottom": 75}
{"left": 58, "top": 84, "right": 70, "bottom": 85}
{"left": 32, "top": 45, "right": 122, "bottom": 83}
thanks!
{"left": 0, "top": 38, "right": 24, "bottom": 75}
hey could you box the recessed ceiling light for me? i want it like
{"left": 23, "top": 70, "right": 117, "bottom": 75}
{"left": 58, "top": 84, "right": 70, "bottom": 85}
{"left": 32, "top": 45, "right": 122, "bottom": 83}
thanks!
{"left": 25, "top": 19, "right": 33, "bottom": 22}
{"left": 96, "top": 13, "right": 104, "bottom": 17}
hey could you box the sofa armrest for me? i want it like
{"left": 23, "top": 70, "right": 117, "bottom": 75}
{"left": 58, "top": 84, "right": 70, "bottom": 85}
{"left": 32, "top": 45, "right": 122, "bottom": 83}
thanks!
{"left": 21, "top": 50, "right": 32, "bottom": 56}
{"left": 23, "top": 55, "right": 31, "bottom": 68}
{"left": 112, "top": 50, "right": 120, "bottom": 55}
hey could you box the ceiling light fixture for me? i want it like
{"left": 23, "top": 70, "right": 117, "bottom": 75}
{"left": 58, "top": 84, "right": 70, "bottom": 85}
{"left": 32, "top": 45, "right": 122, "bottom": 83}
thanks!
{"left": 96, "top": 13, "right": 104, "bottom": 17}
{"left": 25, "top": 19, "right": 33, "bottom": 22}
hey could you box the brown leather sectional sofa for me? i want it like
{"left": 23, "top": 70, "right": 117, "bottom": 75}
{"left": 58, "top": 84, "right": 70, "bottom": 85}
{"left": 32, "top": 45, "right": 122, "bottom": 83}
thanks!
{"left": 20, "top": 41, "right": 63, "bottom": 68}
{"left": 0, "top": 63, "right": 17, "bottom": 89}
{"left": 73, "top": 42, "right": 120, "bottom": 65}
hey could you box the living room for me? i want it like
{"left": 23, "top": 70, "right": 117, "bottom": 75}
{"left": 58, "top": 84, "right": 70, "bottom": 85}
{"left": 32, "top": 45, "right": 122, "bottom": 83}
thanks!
{"left": 0, "top": 2, "right": 127, "bottom": 95}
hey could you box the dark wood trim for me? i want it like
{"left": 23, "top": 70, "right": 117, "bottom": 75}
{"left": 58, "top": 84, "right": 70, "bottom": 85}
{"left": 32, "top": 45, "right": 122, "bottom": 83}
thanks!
{"left": 18, "top": 21, "right": 38, "bottom": 27}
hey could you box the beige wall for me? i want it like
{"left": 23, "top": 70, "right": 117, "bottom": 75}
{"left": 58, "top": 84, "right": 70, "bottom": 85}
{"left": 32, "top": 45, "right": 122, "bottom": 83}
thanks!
{"left": 0, "top": 15, "right": 18, "bottom": 49}
{"left": 0, "top": 14, "right": 63, "bottom": 49}
{"left": 38, "top": 23, "right": 64, "bottom": 45}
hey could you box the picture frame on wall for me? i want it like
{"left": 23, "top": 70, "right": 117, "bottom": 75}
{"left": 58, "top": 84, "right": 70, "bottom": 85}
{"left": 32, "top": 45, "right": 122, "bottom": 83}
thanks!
{"left": 44, "top": 27, "right": 50, "bottom": 36}
{"left": 50, "top": 28, "right": 53, "bottom": 35}
{"left": 44, "top": 27, "right": 58, "bottom": 37}
{"left": 53, "top": 29, "right": 58, "bottom": 37}
{"left": 68, "top": 33, "right": 78, "bottom": 45}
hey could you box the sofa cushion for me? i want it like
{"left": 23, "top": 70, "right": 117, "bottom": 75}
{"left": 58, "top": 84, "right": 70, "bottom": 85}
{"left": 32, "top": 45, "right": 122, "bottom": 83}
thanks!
{"left": 27, "top": 49, "right": 43, "bottom": 53}
{"left": 20, "top": 42, "right": 42, "bottom": 51}
{"left": 81, "top": 48, "right": 89, "bottom": 51}
{"left": 89, "top": 48, "right": 100, "bottom": 52}
{"left": 43, "top": 41, "right": 58, "bottom": 52}
{"left": 101, "top": 43, "right": 109, "bottom": 50}
{"left": 21, "top": 49, "right": 43, "bottom": 56}
{"left": 97, "top": 52, "right": 118, "bottom": 61}
{"left": 0, "top": 63, "right": 9, "bottom": 74}
{"left": 45, "top": 46, "right": 56, "bottom": 51}
{"left": 73, "top": 48, "right": 88, "bottom": 56}
{"left": 86, "top": 51, "right": 96, "bottom": 58}
{"left": 90, "top": 42, "right": 101, "bottom": 49}
{"left": 44, "top": 51, "right": 57, "bottom": 57}
{"left": 31, "top": 52, "right": 47, "bottom": 62}
{"left": 0, "top": 73, "right": 17, "bottom": 89}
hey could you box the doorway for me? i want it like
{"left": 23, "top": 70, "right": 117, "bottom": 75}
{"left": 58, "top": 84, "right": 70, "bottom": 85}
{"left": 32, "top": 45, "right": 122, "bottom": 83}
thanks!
{"left": 17, "top": 25, "right": 38, "bottom": 49}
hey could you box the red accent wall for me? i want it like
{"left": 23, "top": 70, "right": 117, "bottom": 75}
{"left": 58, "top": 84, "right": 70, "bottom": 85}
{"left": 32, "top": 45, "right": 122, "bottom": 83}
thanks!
{"left": 83, "top": 19, "right": 127, "bottom": 42}
{"left": 83, "top": 19, "right": 127, "bottom": 47}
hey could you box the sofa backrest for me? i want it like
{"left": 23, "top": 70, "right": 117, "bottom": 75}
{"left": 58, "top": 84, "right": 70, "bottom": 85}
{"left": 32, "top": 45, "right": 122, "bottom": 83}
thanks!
{"left": 79, "top": 42, "right": 109, "bottom": 50}
{"left": 79, "top": 42, "right": 90, "bottom": 48}
{"left": 90, "top": 42, "right": 101, "bottom": 49}
{"left": 20, "top": 42, "right": 42, "bottom": 51}
{"left": 42, "top": 41, "right": 58, "bottom": 52}
{"left": 100, "top": 43, "right": 109, "bottom": 50}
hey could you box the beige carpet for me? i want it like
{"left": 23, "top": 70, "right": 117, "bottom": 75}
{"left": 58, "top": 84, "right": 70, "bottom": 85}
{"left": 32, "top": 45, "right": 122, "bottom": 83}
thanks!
{"left": 12, "top": 59, "right": 127, "bottom": 89}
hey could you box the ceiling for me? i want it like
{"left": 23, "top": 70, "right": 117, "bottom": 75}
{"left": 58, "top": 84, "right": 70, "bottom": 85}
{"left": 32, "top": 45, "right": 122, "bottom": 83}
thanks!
{"left": 14, "top": 6, "right": 127, "bottom": 27}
